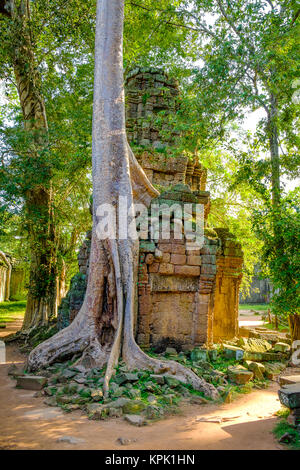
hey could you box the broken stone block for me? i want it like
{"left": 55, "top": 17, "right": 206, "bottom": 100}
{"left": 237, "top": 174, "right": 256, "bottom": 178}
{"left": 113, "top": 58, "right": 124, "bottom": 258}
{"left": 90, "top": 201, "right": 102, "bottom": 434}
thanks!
{"left": 74, "top": 376, "right": 87, "bottom": 384}
{"left": 16, "top": 375, "right": 47, "bottom": 391}
{"left": 227, "top": 366, "right": 253, "bottom": 385}
{"left": 274, "top": 342, "right": 291, "bottom": 353}
{"left": 91, "top": 389, "right": 103, "bottom": 401}
{"left": 8, "top": 364, "right": 25, "bottom": 377}
{"left": 108, "top": 407, "right": 123, "bottom": 418}
{"left": 244, "top": 361, "right": 265, "bottom": 381}
{"left": 124, "top": 414, "right": 146, "bottom": 426}
{"left": 147, "top": 394, "right": 157, "bottom": 404}
{"left": 127, "top": 388, "right": 141, "bottom": 399}
{"left": 56, "top": 395, "right": 72, "bottom": 405}
{"left": 86, "top": 404, "right": 108, "bottom": 420}
{"left": 72, "top": 395, "right": 90, "bottom": 405}
{"left": 122, "top": 399, "right": 146, "bottom": 414}
{"left": 278, "top": 383, "right": 300, "bottom": 409}
{"left": 243, "top": 351, "right": 286, "bottom": 362}
{"left": 115, "top": 373, "right": 139, "bottom": 385}
{"left": 238, "top": 337, "right": 272, "bottom": 353}
{"left": 150, "top": 374, "right": 165, "bottom": 385}
{"left": 165, "top": 347, "right": 177, "bottom": 355}
{"left": 190, "top": 348, "right": 208, "bottom": 362}
{"left": 264, "top": 362, "right": 286, "bottom": 380}
{"left": 223, "top": 345, "right": 244, "bottom": 360}
{"left": 117, "top": 437, "right": 137, "bottom": 446}
{"left": 164, "top": 376, "right": 181, "bottom": 388}
{"left": 279, "top": 375, "right": 300, "bottom": 387}
{"left": 57, "top": 435, "right": 85, "bottom": 445}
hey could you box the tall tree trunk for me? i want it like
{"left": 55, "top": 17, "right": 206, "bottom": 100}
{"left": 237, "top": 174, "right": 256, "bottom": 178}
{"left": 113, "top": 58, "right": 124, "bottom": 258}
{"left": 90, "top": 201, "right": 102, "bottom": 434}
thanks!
{"left": 27, "top": 0, "right": 218, "bottom": 400}
{"left": 268, "top": 93, "right": 281, "bottom": 211}
{"left": 289, "top": 315, "right": 300, "bottom": 342}
{"left": 1, "top": 1, "right": 58, "bottom": 330}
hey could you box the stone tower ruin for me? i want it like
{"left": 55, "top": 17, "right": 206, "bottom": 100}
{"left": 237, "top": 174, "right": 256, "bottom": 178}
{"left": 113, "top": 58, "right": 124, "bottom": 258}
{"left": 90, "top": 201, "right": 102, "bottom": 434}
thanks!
{"left": 58, "top": 68, "right": 244, "bottom": 350}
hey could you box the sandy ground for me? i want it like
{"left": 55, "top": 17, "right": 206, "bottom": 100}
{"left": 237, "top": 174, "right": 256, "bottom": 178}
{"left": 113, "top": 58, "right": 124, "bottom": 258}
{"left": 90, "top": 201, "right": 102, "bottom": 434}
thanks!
{"left": 0, "top": 320, "right": 289, "bottom": 451}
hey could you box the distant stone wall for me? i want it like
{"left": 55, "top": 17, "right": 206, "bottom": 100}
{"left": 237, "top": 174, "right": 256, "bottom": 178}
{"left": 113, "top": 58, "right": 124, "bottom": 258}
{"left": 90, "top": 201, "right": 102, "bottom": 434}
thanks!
{"left": 240, "top": 276, "right": 271, "bottom": 304}
{"left": 0, "top": 252, "right": 11, "bottom": 302}
{"left": 0, "top": 253, "right": 27, "bottom": 302}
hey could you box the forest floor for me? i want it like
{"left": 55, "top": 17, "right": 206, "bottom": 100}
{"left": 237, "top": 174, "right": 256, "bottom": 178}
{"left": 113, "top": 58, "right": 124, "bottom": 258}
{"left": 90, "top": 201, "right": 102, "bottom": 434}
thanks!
{"left": 0, "top": 319, "right": 291, "bottom": 451}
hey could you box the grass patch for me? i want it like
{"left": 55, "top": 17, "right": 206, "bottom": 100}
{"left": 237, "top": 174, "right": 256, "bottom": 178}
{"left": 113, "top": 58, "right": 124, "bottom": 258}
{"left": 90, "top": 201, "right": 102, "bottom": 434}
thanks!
{"left": 0, "top": 300, "right": 26, "bottom": 325}
{"left": 239, "top": 303, "right": 269, "bottom": 312}
{"left": 263, "top": 322, "right": 289, "bottom": 332}
{"left": 273, "top": 410, "right": 300, "bottom": 450}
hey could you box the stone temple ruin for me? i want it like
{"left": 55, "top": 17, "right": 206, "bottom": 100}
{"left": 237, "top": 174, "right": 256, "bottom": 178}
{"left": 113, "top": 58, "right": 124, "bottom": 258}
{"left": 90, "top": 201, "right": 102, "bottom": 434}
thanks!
{"left": 58, "top": 68, "right": 244, "bottom": 351}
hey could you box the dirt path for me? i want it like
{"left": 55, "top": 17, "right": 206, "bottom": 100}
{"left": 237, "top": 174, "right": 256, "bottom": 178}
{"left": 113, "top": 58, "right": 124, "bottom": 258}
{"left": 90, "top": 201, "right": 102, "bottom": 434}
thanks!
{"left": 0, "top": 321, "right": 285, "bottom": 450}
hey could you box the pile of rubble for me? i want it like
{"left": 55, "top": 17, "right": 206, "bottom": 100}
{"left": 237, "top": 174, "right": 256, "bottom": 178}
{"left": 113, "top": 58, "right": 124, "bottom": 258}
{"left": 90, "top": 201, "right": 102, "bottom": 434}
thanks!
{"left": 7, "top": 334, "right": 293, "bottom": 426}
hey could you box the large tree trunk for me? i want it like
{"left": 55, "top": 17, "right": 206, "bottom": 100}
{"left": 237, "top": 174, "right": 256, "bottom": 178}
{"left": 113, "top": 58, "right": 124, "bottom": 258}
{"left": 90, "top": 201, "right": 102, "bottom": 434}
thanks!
{"left": 1, "top": 1, "right": 58, "bottom": 330}
{"left": 27, "top": 0, "right": 218, "bottom": 400}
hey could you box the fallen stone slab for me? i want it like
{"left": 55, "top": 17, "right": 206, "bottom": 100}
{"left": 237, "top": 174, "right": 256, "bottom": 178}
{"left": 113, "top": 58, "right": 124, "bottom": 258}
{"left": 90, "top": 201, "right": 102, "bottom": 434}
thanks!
{"left": 150, "top": 374, "right": 165, "bottom": 385}
{"left": 124, "top": 414, "right": 146, "bottom": 426}
{"left": 244, "top": 361, "right": 265, "bottom": 380}
{"left": 117, "top": 437, "right": 137, "bottom": 446}
{"left": 278, "top": 383, "right": 300, "bottom": 409}
{"left": 57, "top": 436, "right": 85, "bottom": 445}
{"left": 274, "top": 342, "right": 291, "bottom": 353}
{"left": 238, "top": 337, "right": 272, "bottom": 353}
{"left": 228, "top": 366, "right": 253, "bottom": 385}
{"left": 190, "top": 348, "right": 208, "bottom": 362}
{"left": 243, "top": 351, "right": 286, "bottom": 362}
{"left": 8, "top": 363, "right": 25, "bottom": 377}
{"left": 16, "top": 375, "right": 47, "bottom": 391}
{"left": 264, "top": 362, "right": 286, "bottom": 380}
{"left": 115, "top": 373, "right": 139, "bottom": 385}
{"left": 223, "top": 345, "right": 244, "bottom": 360}
{"left": 279, "top": 375, "right": 300, "bottom": 387}
{"left": 123, "top": 399, "right": 146, "bottom": 414}
{"left": 165, "top": 347, "right": 177, "bottom": 355}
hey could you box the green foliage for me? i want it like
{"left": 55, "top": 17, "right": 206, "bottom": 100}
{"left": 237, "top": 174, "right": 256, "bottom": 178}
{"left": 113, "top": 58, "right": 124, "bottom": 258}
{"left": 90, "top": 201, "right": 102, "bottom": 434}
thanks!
{"left": 252, "top": 189, "right": 300, "bottom": 317}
